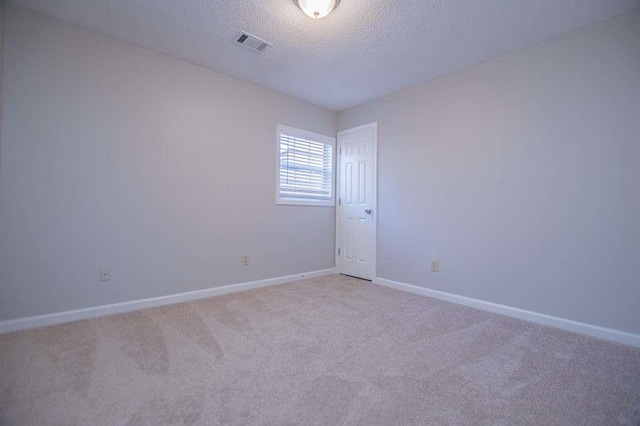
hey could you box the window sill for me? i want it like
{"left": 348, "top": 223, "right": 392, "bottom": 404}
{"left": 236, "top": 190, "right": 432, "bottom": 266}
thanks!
{"left": 276, "top": 198, "right": 335, "bottom": 207}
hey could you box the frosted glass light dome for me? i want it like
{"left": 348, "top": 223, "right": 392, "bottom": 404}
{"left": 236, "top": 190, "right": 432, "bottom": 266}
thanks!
{"left": 294, "top": 0, "right": 340, "bottom": 19}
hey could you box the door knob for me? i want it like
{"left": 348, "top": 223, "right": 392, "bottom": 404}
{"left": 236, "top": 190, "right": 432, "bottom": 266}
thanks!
{"left": 365, "top": 209, "right": 372, "bottom": 214}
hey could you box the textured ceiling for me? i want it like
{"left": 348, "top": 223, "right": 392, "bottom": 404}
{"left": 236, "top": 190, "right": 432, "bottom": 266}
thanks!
{"left": 8, "top": 0, "right": 640, "bottom": 111}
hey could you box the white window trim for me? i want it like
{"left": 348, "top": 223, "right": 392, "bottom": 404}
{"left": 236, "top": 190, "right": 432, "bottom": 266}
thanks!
{"left": 275, "top": 124, "right": 336, "bottom": 207}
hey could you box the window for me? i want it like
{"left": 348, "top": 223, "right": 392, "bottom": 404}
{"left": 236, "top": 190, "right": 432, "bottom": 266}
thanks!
{"left": 276, "top": 124, "right": 335, "bottom": 206}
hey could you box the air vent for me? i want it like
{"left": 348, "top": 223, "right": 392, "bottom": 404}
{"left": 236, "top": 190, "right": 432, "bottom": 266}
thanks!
{"left": 234, "top": 31, "right": 272, "bottom": 53}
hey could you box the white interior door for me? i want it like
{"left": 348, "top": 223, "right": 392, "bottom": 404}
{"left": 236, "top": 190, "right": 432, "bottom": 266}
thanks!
{"left": 336, "top": 122, "right": 377, "bottom": 280}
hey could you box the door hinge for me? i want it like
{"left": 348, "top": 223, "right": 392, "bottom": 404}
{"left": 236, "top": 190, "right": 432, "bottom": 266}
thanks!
{"left": 339, "top": 147, "right": 342, "bottom": 155}
{"left": 338, "top": 248, "right": 341, "bottom": 256}
{"left": 339, "top": 198, "right": 341, "bottom": 205}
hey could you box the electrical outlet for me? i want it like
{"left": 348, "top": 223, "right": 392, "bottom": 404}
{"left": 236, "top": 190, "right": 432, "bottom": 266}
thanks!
{"left": 99, "top": 267, "right": 111, "bottom": 282}
{"left": 430, "top": 260, "right": 439, "bottom": 272}
{"left": 241, "top": 255, "right": 249, "bottom": 266}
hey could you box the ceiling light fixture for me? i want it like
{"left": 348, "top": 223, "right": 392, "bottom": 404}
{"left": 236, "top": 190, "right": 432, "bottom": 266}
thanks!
{"left": 294, "top": 0, "right": 340, "bottom": 19}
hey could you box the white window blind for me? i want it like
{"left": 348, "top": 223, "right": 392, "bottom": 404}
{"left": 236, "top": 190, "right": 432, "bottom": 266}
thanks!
{"left": 276, "top": 125, "right": 335, "bottom": 206}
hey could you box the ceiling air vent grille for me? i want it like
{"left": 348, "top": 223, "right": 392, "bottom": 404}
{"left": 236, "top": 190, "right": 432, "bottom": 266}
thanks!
{"left": 235, "top": 31, "right": 272, "bottom": 53}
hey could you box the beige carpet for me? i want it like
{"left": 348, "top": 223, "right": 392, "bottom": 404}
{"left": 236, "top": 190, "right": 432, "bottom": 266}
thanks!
{"left": 1, "top": 274, "right": 639, "bottom": 425}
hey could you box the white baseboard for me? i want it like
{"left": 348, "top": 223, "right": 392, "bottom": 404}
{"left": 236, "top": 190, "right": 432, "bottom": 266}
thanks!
{"left": 0, "top": 268, "right": 336, "bottom": 334}
{"left": 373, "top": 277, "right": 640, "bottom": 348}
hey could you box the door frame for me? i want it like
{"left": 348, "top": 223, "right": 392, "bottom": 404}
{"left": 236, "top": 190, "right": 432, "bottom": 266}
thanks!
{"left": 335, "top": 121, "right": 378, "bottom": 280}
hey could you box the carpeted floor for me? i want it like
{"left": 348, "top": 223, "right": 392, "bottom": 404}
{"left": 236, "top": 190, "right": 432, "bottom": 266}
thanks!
{"left": 1, "top": 274, "right": 639, "bottom": 425}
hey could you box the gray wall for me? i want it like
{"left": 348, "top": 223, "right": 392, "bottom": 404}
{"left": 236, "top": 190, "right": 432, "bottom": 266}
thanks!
{"left": 0, "top": 1, "right": 4, "bottom": 179}
{"left": 340, "top": 9, "right": 640, "bottom": 334}
{"left": 0, "top": 6, "right": 337, "bottom": 321}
